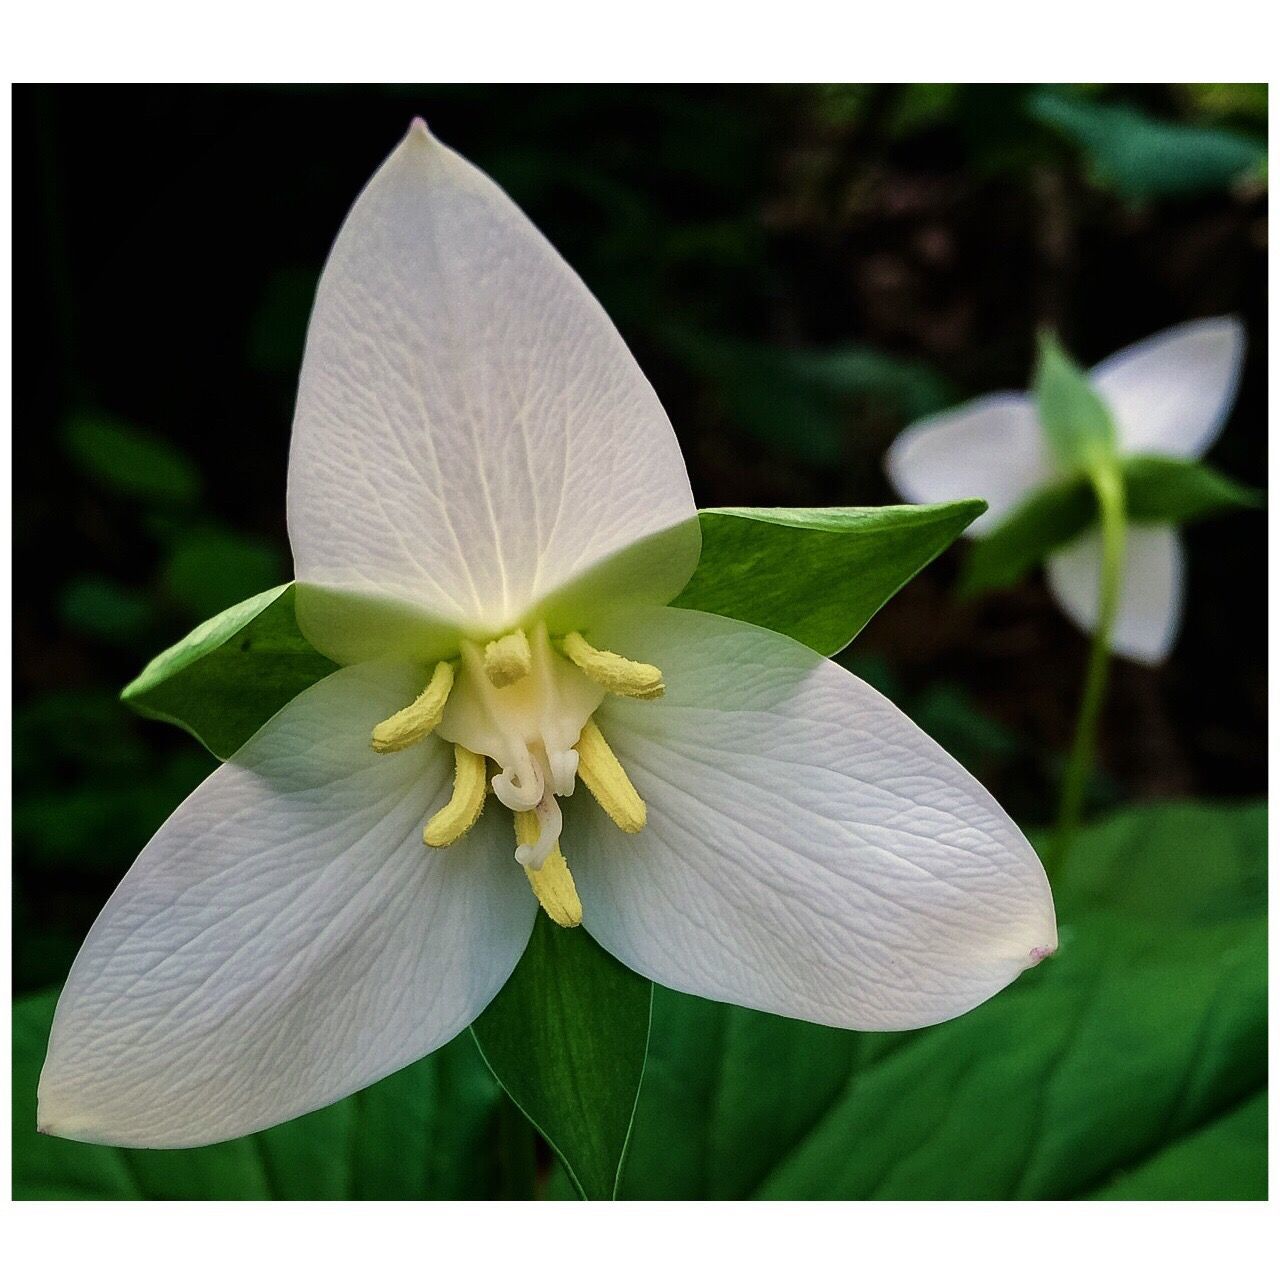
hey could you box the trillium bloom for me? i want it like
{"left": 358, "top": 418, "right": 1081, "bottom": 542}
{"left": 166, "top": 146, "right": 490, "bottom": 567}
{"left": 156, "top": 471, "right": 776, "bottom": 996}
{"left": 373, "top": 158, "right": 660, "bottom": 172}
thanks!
{"left": 886, "top": 319, "right": 1245, "bottom": 664}
{"left": 40, "top": 123, "right": 1056, "bottom": 1149}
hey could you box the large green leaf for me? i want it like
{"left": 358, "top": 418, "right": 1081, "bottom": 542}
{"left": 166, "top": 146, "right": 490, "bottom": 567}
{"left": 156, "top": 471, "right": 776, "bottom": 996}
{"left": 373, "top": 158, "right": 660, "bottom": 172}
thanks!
{"left": 674, "top": 502, "right": 984, "bottom": 655}
{"left": 12, "top": 991, "right": 504, "bottom": 1200}
{"left": 121, "top": 584, "right": 336, "bottom": 759}
{"left": 599, "top": 800, "right": 1265, "bottom": 1200}
{"left": 471, "top": 915, "right": 652, "bottom": 1200}
{"left": 1030, "top": 91, "right": 1267, "bottom": 200}
{"left": 962, "top": 455, "right": 1261, "bottom": 595}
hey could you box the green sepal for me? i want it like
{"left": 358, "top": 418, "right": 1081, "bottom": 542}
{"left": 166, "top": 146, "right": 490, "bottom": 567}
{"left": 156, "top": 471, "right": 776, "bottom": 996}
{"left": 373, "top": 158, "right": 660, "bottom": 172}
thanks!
{"left": 675, "top": 501, "right": 984, "bottom": 655}
{"left": 120, "top": 500, "right": 981, "bottom": 755}
{"left": 1123, "top": 454, "right": 1262, "bottom": 521}
{"left": 1033, "top": 332, "right": 1118, "bottom": 473}
{"left": 121, "top": 584, "right": 336, "bottom": 759}
{"left": 961, "top": 454, "right": 1261, "bottom": 596}
{"left": 470, "top": 915, "right": 652, "bottom": 1200}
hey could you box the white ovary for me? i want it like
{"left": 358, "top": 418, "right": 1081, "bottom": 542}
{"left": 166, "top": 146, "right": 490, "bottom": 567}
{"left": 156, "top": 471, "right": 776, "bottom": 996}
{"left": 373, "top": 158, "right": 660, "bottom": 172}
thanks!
{"left": 436, "top": 624, "right": 605, "bottom": 867}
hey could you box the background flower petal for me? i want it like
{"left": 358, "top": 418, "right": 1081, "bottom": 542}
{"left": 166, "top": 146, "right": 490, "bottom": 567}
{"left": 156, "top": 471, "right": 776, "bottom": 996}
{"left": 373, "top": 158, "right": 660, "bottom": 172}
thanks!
{"left": 1046, "top": 525, "right": 1184, "bottom": 665}
{"left": 1090, "top": 316, "right": 1245, "bottom": 459}
{"left": 566, "top": 606, "right": 1057, "bottom": 1032}
{"left": 38, "top": 662, "right": 535, "bottom": 1148}
{"left": 288, "top": 122, "right": 697, "bottom": 663}
{"left": 885, "top": 393, "right": 1055, "bottom": 536}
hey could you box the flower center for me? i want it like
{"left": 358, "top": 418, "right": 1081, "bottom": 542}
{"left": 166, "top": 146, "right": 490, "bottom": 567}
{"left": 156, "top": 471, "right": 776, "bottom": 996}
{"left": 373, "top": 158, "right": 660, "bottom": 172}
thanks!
{"left": 368, "top": 622, "right": 664, "bottom": 928}
{"left": 438, "top": 625, "right": 604, "bottom": 865}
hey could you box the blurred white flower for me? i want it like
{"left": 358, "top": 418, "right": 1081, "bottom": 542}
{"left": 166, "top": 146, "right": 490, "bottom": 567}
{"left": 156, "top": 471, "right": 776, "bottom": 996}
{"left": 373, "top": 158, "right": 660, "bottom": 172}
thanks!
{"left": 39, "top": 123, "right": 1055, "bottom": 1149}
{"left": 886, "top": 319, "right": 1245, "bottom": 664}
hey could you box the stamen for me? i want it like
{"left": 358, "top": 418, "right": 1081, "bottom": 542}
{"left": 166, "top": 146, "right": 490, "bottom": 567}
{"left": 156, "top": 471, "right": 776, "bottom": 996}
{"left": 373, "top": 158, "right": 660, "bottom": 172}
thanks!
{"left": 560, "top": 631, "right": 664, "bottom": 700}
{"left": 371, "top": 661, "right": 455, "bottom": 753}
{"left": 575, "top": 719, "right": 646, "bottom": 833}
{"left": 516, "top": 810, "right": 582, "bottom": 928}
{"left": 483, "top": 629, "right": 532, "bottom": 689}
{"left": 424, "top": 745, "right": 488, "bottom": 846}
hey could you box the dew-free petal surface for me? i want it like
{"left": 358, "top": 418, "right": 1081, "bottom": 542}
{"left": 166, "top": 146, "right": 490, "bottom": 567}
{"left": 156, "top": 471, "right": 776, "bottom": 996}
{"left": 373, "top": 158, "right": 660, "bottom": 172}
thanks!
{"left": 1090, "top": 316, "right": 1245, "bottom": 459}
{"left": 1046, "top": 524, "right": 1184, "bottom": 666}
{"left": 885, "top": 392, "right": 1055, "bottom": 536}
{"left": 288, "top": 122, "right": 697, "bottom": 663}
{"left": 567, "top": 607, "right": 1056, "bottom": 1031}
{"left": 39, "top": 661, "right": 534, "bottom": 1148}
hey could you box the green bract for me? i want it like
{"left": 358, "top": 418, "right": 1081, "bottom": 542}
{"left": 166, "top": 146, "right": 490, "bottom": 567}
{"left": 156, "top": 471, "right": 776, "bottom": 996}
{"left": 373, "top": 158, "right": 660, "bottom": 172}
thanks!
{"left": 1033, "top": 332, "right": 1118, "bottom": 474}
{"left": 961, "top": 454, "right": 1260, "bottom": 596}
{"left": 122, "top": 502, "right": 984, "bottom": 755}
{"left": 471, "top": 915, "right": 651, "bottom": 1200}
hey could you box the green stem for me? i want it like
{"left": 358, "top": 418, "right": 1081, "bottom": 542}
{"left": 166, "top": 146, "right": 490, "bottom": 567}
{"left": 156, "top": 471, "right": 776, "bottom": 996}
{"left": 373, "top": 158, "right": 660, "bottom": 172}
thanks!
{"left": 1048, "top": 460, "right": 1126, "bottom": 876}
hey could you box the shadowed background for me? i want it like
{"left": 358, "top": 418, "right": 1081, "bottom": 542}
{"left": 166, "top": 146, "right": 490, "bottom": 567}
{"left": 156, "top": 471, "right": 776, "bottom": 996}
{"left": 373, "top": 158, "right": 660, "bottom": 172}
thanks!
{"left": 11, "top": 84, "right": 1268, "bottom": 1199}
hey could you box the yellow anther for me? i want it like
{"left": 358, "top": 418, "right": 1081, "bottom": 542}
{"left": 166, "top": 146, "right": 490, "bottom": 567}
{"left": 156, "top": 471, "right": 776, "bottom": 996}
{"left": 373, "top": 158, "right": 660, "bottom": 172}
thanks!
{"left": 560, "top": 631, "right": 664, "bottom": 699}
{"left": 483, "top": 629, "right": 532, "bottom": 688}
{"left": 424, "top": 745, "right": 488, "bottom": 847}
{"left": 516, "top": 811, "right": 582, "bottom": 928}
{"left": 575, "top": 719, "right": 646, "bottom": 833}
{"left": 371, "top": 661, "right": 455, "bottom": 753}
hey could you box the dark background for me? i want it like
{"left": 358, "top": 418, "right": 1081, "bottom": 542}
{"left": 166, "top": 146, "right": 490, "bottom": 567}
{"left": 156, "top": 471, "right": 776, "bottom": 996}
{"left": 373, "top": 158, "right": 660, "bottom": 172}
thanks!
{"left": 12, "top": 84, "right": 1267, "bottom": 1001}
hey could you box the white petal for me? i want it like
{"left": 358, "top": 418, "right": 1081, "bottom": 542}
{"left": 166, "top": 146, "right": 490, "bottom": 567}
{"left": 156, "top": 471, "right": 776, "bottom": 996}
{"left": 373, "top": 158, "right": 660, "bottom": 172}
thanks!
{"left": 38, "top": 662, "right": 534, "bottom": 1148}
{"left": 885, "top": 393, "right": 1055, "bottom": 536}
{"left": 1046, "top": 525, "right": 1184, "bottom": 666}
{"left": 1090, "top": 316, "right": 1245, "bottom": 458}
{"left": 288, "top": 121, "right": 698, "bottom": 664}
{"left": 566, "top": 607, "right": 1056, "bottom": 1031}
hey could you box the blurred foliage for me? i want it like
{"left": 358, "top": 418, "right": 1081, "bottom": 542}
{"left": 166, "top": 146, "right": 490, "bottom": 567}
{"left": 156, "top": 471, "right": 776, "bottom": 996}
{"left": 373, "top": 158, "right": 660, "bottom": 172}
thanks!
{"left": 12, "top": 84, "right": 1268, "bottom": 1200}
{"left": 1030, "top": 88, "right": 1267, "bottom": 200}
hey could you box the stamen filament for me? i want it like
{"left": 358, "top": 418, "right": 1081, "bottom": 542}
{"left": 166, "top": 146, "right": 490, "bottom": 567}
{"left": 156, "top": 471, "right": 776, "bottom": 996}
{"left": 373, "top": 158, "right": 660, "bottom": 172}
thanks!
{"left": 371, "top": 661, "right": 455, "bottom": 753}
{"left": 424, "top": 745, "right": 488, "bottom": 846}
{"left": 560, "top": 631, "right": 664, "bottom": 700}
{"left": 516, "top": 810, "right": 582, "bottom": 928}
{"left": 483, "top": 629, "right": 533, "bottom": 689}
{"left": 576, "top": 719, "right": 646, "bottom": 833}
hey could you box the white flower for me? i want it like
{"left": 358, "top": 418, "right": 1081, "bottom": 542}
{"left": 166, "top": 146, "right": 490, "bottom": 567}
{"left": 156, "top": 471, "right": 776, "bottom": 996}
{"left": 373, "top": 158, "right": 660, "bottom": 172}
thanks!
{"left": 886, "top": 319, "right": 1245, "bottom": 664}
{"left": 39, "top": 122, "right": 1056, "bottom": 1149}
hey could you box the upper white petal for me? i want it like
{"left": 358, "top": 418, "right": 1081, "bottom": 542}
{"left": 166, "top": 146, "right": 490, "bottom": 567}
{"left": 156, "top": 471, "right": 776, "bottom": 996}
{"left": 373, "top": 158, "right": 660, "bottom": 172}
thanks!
{"left": 1046, "top": 525, "right": 1184, "bottom": 666}
{"left": 567, "top": 607, "right": 1057, "bottom": 1031}
{"left": 885, "top": 393, "right": 1055, "bottom": 535}
{"left": 288, "top": 122, "right": 698, "bottom": 663}
{"left": 1089, "top": 316, "right": 1245, "bottom": 458}
{"left": 38, "top": 662, "right": 535, "bottom": 1148}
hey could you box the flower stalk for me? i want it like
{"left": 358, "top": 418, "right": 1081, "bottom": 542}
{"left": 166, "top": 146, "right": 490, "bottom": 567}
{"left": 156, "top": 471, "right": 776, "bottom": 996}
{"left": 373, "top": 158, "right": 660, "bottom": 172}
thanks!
{"left": 1050, "top": 459, "right": 1127, "bottom": 872}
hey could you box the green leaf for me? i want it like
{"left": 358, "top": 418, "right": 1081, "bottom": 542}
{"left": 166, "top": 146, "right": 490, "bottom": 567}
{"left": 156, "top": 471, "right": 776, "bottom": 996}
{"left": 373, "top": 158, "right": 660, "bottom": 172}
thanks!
{"left": 961, "top": 477, "right": 1095, "bottom": 594}
{"left": 122, "top": 584, "right": 336, "bottom": 759}
{"left": 674, "top": 501, "right": 984, "bottom": 656}
{"left": 1030, "top": 90, "right": 1267, "bottom": 200}
{"left": 63, "top": 413, "right": 201, "bottom": 506}
{"left": 1033, "top": 332, "right": 1117, "bottom": 472}
{"left": 607, "top": 800, "right": 1265, "bottom": 1200}
{"left": 1089, "top": 1092, "right": 1267, "bottom": 1200}
{"left": 59, "top": 576, "right": 154, "bottom": 645}
{"left": 1124, "top": 453, "right": 1263, "bottom": 522}
{"left": 162, "top": 528, "right": 287, "bottom": 620}
{"left": 961, "top": 455, "right": 1261, "bottom": 595}
{"left": 471, "top": 915, "right": 652, "bottom": 1200}
{"left": 13, "top": 990, "right": 505, "bottom": 1199}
